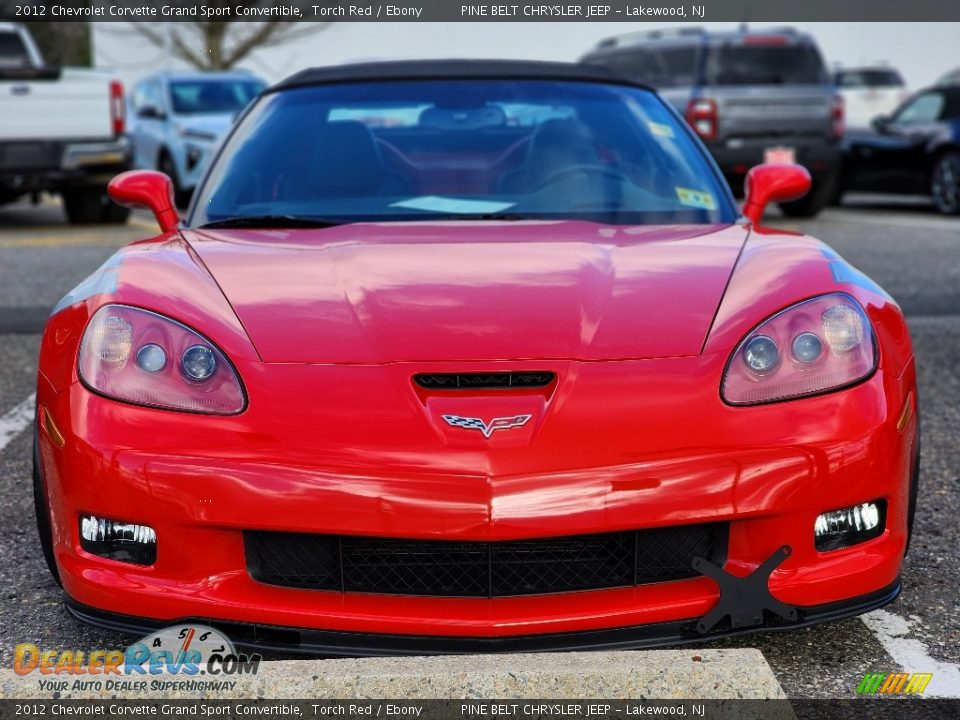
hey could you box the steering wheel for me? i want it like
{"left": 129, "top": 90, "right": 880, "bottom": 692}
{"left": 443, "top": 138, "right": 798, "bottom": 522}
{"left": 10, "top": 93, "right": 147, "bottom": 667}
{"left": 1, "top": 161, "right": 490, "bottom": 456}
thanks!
{"left": 531, "top": 164, "right": 632, "bottom": 192}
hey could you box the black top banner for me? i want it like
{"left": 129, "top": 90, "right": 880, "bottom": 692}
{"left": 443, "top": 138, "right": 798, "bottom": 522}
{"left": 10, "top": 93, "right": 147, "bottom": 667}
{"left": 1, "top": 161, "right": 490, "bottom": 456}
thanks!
{"left": 2, "top": 0, "right": 960, "bottom": 22}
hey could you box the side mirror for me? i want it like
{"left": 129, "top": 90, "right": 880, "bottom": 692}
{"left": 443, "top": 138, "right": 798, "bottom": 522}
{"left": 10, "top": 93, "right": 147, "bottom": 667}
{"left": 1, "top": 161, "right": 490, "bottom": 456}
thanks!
{"left": 741, "top": 164, "right": 812, "bottom": 225}
{"left": 108, "top": 170, "right": 180, "bottom": 233}
{"left": 137, "top": 105, "right": 165, "bottom": 121}
{"left": 871, "top": 115, "right": 890, "bottom": 132}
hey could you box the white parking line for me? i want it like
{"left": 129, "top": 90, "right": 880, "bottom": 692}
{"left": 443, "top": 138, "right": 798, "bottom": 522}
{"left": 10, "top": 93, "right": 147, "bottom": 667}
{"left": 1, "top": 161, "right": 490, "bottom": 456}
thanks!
{"left": 861, "top": 609, "right": 960, "bottom": 697}
{"left": 0, "top": 393, "right": 35, "bottom": 454}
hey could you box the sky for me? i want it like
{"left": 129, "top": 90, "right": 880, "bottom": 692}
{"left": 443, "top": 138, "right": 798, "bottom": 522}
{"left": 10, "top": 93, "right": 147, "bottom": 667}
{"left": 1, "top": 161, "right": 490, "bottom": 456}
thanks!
{"left": 92, "top": 22, "right": 960, "bottom": 91}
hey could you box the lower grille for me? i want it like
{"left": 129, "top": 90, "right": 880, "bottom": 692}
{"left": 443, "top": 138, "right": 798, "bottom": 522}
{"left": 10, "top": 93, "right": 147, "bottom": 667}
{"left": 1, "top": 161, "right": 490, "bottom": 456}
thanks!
{"left": 244, "top": 523, "right": 727, "bottom": 598}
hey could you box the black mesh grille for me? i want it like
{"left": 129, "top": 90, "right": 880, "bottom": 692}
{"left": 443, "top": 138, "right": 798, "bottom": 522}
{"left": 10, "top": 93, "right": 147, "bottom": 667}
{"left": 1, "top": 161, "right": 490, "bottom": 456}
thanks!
{"left": 245, "top": 523, "right": 727, "bottom": 598}
{"left": 414, "top": 372, "right": 556, "bottom": 390}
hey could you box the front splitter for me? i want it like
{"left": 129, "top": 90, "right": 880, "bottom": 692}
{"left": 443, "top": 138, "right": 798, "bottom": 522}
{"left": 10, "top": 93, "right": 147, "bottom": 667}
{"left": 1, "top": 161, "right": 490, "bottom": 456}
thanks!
{"left": 64, "top": 579, "right": 900, "bottom": 656}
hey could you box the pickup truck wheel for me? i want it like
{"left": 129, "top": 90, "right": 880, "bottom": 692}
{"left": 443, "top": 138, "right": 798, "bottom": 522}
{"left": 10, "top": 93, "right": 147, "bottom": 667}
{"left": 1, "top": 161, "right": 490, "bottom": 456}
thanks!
{"left": 778, "top": 171, "right": 836, "bottom": 218}
{"left": 62, "top": 186, "right": 130, "bottom": 225}
{"left": 930, "top": 150, "right": 960, "bottom": 215}
{"left": 101, "top": 199, "right": 132, "bottom": 224}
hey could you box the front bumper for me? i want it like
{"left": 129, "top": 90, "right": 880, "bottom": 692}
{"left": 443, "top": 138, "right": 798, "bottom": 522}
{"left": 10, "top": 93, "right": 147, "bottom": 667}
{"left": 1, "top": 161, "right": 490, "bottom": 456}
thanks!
{"left": 0, "top": 136, "right": 130, "bottom": 193}
{"left": 37, "top": 350, "right": 916, "bottom": 643}
{"left": 66, "top": 579, "right": 901, "bottom": 655}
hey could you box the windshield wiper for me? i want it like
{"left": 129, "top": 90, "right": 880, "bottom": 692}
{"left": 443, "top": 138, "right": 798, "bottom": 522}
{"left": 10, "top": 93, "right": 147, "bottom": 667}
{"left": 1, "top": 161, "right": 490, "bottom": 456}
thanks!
{"left": 198, "top": 215, "right": 345, "bottom": 229}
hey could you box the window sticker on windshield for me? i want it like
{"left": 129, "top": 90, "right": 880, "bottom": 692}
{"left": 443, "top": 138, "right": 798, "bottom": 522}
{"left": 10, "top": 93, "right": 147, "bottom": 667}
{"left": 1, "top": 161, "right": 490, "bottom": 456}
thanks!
{"left": 390, "top": 196, "right": 516, "bottom": 214}
{"left": 647, "top": 121, "right": 675, "bottom": 139}
{"left": 675, "top": 187, "right": 717, "bottom": 210}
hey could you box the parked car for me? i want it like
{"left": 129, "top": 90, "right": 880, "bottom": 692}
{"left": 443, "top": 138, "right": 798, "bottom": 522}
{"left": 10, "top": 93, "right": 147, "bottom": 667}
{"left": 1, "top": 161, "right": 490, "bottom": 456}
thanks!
{"left": 129, "top": 71, "right": 265, "bottom": 206}
{"left": 0, "top": 23, "right": 130, "bottom": 224}
{"left": 581, "top": 26, "right": 843, "bottom": 217}
{"left": 36, "top": 61, "right": 917, "bottom": 653}
{"left": 937, "top": 67, "right": 960, "bottom": 86}
{"left": 834, "top": 66, "right": 910, "bottom": 129}
{"left": 839, "top": 84, "right": 960, "bottom": 214}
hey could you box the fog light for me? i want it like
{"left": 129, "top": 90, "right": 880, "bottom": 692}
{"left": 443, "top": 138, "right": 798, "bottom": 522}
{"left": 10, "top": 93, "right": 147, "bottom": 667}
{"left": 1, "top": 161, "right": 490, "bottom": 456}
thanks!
{"left": 80, "top": 514, "right": 156, "bottom": 565}
{"left": 186, "top": 145, "right": 203, "bottom": 171}
{"left": 814, "top": 501, "right": 885, "bottom": 552}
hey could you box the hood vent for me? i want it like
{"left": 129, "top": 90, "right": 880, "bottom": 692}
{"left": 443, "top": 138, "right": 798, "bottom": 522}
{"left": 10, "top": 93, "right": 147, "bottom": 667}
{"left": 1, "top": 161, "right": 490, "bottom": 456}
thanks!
{"left": 414, "top": 372, "right": 556, "bottom": 390}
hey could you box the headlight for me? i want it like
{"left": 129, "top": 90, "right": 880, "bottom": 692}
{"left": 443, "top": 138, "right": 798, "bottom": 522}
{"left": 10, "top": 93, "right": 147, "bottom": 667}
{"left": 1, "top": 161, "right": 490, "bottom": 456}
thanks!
{"left": 722, "top": 293, "right": 876, "bottom": 405}
{"left": 79, "top": 305, "right": 246, "bottom": 414}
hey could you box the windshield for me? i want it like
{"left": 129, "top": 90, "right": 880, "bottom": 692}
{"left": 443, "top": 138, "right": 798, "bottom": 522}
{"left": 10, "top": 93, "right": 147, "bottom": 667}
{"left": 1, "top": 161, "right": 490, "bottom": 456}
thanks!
{"left": 707, "top": 44, "right": 827, "bottom": 85}
{"left": 836, "top": 69, "right": 905, "bottom": 88}
{"left": 585, "top": 47, "right": 700, "bottom": 89}
{"left": 0, "top": 32, "right": 30, "bottom": 69}
{"left": 169, "top": 79, "right": 264, "bottom": 115}
{"left": 191, "top": 79, "right": 735, "bottom": 227}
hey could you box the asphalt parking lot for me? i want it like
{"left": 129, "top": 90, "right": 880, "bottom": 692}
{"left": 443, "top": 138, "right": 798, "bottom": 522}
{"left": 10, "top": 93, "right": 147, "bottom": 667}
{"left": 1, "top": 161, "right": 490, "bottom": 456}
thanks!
{"left": 0, "top": 196, "right": 957, "bottom": 699}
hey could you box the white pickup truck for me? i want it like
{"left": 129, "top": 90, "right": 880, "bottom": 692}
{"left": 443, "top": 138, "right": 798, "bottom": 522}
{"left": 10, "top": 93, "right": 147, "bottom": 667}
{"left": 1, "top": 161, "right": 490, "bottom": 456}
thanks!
{"left": 0, "top": 22, "right": 130, "bottom": 224}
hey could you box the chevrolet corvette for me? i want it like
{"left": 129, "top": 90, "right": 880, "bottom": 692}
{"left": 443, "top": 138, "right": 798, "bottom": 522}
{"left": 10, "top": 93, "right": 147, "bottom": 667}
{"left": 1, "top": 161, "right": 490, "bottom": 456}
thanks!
{"left": 34, "top": 61, "right": 918, "bottom": 654}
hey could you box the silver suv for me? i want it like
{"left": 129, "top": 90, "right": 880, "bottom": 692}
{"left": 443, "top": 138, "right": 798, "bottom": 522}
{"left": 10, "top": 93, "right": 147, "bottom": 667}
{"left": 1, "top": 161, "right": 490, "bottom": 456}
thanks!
{"left": 582, "top": 27, "right": 842, "bottom": 217}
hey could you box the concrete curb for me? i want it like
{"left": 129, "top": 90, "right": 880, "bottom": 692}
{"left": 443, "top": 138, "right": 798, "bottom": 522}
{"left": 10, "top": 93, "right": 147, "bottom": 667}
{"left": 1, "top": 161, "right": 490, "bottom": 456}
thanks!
{"left": 0, "top": 649, "right": 787, "bottom": 700}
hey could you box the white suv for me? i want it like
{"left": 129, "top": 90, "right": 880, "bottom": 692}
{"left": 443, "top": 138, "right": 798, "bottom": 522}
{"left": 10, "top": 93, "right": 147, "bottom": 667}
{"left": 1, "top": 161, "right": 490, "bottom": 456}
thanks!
{"left": 835, "top": 67, "right": 910, "bottom": 130}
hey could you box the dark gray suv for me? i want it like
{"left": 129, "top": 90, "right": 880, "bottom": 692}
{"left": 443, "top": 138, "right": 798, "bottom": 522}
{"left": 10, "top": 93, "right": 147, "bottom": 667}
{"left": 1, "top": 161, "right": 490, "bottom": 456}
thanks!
{"left": 582, "top": 27, "right": 842, "bottom": 217}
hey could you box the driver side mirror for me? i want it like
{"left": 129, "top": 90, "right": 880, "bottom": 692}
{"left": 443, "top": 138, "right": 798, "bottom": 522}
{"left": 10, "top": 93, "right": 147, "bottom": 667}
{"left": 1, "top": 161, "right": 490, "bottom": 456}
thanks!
{"left": 871, "top": 115, "right": 890, "bottom": 132}
{"left": 741, "top": 164, "right": 812, "bottom": 225}
{"left": 137, "top": 105, "right": 166, "bottom": 121}
{"left": 108, "top": 170, "right": 180, "bottom": 233}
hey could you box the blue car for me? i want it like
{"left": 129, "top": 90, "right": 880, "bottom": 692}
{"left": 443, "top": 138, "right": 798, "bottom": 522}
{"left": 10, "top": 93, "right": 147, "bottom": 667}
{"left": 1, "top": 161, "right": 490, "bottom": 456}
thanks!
{"left": 129, "top": 71, "right": 266, "bottom": 206}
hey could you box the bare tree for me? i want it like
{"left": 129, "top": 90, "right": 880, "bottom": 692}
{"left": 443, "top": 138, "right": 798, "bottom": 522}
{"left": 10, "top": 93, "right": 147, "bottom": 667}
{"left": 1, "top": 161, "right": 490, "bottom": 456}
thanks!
{"left": 129, "top": 15, "right": 331, "bottom": 71}
{"left": 24, "top": 22, "right": 92, "bottom": 66}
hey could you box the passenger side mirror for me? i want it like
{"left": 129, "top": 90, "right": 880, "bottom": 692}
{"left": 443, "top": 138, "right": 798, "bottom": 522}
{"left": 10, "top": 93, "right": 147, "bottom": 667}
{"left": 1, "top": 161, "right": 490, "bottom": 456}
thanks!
{"left": 871, "top": 115, "right": 890, "bottom": 132}
{"left": 741, "top": 164, "right": 812, "bottom": 225}
{"left": 137, "top": 105, "right": 165, "bottom": 121}
{"left": 108, "top": 170, "right": 180, "bottom": 233}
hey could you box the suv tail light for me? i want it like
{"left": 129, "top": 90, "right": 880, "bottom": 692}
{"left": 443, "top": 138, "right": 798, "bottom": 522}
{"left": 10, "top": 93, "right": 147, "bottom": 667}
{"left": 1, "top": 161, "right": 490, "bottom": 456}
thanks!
{"left": 686, "top": 98, "right": 718, "bottom": 141}
{"left": 742, "top": 35, "right": 790, "bottom": 46}
{"left": 110, "top": 80, "right": 125, "bottom": 136}
{"left": 831, "top": 94, "right": 844, "bottom": 139}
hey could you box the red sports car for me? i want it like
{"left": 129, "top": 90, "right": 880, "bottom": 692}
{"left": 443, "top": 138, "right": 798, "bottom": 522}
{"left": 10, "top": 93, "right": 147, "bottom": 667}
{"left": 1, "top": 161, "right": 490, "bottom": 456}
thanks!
{"left": 34, "top": 61, "right": 918, "bottom": 654}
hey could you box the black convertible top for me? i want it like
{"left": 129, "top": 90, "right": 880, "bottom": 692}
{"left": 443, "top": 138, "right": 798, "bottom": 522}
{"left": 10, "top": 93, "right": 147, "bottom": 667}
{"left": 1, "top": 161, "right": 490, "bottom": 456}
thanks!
{"left": 271, "top": 59, "right": 653, "bottom": 92}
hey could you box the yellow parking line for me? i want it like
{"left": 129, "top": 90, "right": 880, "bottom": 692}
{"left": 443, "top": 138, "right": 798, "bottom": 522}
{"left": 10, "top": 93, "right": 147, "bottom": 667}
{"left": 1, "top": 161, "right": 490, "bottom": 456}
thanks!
{"left": 128, "top": 217, "right": 159, "bottom": 231}
{"left": 0, "top": 235, "right": 131, "bottom": 248}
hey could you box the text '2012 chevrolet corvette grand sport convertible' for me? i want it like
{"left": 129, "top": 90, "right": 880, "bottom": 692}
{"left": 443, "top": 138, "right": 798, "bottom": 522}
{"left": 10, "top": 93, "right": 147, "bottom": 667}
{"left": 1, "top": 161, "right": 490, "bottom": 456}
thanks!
{"left": 33, "top": 61, "right": 918, "bottom": 655}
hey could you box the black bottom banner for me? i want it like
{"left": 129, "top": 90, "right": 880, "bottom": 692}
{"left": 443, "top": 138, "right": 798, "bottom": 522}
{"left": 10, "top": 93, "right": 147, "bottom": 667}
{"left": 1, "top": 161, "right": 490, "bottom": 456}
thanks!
{"left": 1, "top": 700, "right": 958, "bottom": 720}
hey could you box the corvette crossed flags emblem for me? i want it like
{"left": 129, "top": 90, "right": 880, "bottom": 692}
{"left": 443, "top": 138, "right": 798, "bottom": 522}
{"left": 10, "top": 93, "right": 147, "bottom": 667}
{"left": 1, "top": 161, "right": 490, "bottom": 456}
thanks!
{"left": 441, "top": 414, "right": 533, "bottom": 438}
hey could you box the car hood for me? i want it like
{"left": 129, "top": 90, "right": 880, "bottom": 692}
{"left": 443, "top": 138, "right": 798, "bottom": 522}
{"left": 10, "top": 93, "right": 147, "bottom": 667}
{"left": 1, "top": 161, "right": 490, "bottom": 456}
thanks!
{"left": 184, "top": 221, "right": 748, "bottom": 364}
{"left": 174, "top": 114, "right": 234, "bottom": 139}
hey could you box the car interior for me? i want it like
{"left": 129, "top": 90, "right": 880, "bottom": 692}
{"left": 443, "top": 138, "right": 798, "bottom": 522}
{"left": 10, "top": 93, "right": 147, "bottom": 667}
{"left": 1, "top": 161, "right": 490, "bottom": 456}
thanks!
{"left": 198, "top": 82, "right": 732, "bottom": 225}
